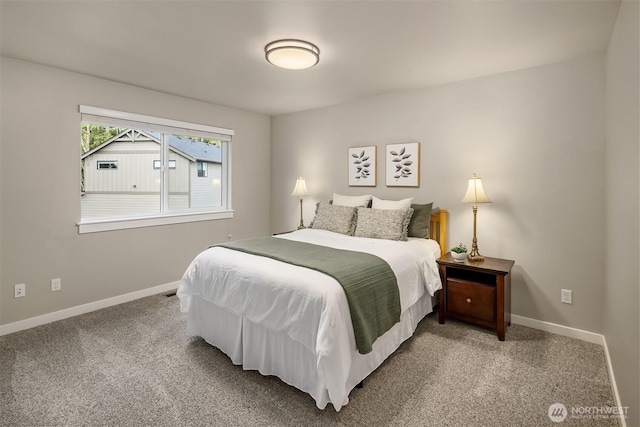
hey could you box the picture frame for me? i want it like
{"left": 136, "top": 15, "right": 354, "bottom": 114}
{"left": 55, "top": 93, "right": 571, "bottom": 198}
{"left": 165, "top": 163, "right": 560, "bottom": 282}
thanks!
{"left": 385, "top": 142, "right": 420, "bottom": 187}
{"left": 348, "top": 145, "right": 377, "bottom": 187}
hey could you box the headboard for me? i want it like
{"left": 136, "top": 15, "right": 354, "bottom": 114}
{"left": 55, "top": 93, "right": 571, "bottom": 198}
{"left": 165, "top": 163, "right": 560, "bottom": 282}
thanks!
{"left": 429, "top": 209, "right": 448, "bottom": 256}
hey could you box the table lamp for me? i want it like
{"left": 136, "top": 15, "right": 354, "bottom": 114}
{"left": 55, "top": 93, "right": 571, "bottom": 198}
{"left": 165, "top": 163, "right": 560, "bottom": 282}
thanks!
{"left": 291, "top": 177, "right": 309, "bottom": 229}
{"left": 461, "top": 173, "right": 491, "bottom": 261}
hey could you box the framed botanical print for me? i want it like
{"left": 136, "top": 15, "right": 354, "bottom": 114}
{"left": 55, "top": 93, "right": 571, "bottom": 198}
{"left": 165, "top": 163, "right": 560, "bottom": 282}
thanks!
{"left": 348, "top": 145, "right": 377, "bottom": 187}
{"left": 386, "top": 142, "right": 420, "bottom": 187}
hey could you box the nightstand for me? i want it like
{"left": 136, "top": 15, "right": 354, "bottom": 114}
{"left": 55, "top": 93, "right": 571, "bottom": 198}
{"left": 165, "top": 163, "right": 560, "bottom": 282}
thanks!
{"left": 437, "top": 253, "right": 515, "bottom": 341}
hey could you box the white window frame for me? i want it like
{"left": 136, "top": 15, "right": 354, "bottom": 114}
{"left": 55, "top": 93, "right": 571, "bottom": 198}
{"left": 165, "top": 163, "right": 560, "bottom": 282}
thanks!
{"left": 78, "top": 105, "right": 234, "bottom": 234}
{"left": 197, "top": 162, "right": 208, "bottom": 177}
{"left": 153, "top": 160, "right": 176, "bottom": 170}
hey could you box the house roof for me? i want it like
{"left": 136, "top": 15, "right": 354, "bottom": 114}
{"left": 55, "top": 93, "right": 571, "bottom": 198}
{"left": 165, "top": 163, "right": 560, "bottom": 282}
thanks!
{"left": 81, "top": 129, "right": 221, "bottom": 164}
{"left": 165, "top": 134, "right": 221, "bottom": 164}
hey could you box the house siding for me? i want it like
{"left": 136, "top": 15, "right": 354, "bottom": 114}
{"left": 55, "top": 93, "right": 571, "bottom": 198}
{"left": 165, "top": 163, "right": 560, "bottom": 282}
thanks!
{"left": 189, "top": 162, "right": 222, "bottom": 208}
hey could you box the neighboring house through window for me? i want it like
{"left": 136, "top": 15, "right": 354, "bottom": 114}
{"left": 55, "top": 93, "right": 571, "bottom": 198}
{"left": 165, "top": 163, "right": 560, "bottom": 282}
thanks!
{"left": 79, "top": 106, "right": 233, "bottom": 233}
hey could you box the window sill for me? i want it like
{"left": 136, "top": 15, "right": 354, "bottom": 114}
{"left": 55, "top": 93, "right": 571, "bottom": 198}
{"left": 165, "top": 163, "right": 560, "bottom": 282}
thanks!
{"left": 78, "top": 210, "right": 234, "bottom": 234}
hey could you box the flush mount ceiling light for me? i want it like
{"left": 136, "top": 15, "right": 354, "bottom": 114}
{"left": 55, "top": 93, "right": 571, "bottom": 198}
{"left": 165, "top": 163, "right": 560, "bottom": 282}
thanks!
{"left": 265, "top": 39, "right": 320, "bottom": 70}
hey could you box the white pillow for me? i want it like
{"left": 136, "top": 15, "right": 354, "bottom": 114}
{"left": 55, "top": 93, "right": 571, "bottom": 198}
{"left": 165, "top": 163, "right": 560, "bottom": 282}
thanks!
{"left": 371, "top": 196, "right": 413, "bottom": 210}
{"left": 332, "top": 192, "right": 372, "bottom": 207}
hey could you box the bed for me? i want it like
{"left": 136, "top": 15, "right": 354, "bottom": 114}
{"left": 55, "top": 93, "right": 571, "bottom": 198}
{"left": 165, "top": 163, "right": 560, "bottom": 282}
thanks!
{"left": 177, "top": 201, "right": 447, "bottom": 411}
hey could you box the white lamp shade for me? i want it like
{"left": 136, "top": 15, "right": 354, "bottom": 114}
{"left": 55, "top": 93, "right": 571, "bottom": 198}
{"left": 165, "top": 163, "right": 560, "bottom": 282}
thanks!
{"left": 291, "top": 177, "right": 309, "bottom": 197}
{"left": 265, "top": 39, "right": 319, "bottom": 70}
{"left": 461, "top": 174, "right": 491, "bottom": 204}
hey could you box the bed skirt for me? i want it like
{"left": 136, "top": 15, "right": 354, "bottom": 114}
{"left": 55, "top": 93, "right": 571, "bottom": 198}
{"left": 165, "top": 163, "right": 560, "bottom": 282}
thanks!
{"left": 186, "top": 291, "right": 434, "bottom": 411}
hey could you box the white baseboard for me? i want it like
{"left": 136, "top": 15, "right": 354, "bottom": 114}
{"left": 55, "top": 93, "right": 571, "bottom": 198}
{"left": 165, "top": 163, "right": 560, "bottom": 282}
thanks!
{"left": 0, "top": 281, "right": 179, "bottom": 336}
{"left": 511, "top": 315, "right": 625, "bottom": 427}
{"left": 511, "top": 314, "right": 605, "bottom": 345}
{"left": 601, "top": 337, "right": 627, "bottom": 427}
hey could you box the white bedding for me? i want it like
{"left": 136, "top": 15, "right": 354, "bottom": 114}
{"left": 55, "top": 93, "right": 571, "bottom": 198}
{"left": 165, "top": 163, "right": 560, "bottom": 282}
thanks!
{"left": 177, "top": 229, "right": 442, "bottom": 410}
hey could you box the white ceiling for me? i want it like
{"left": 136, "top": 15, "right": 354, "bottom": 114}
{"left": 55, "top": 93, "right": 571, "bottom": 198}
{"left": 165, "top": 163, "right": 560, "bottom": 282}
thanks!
{"left": 0, "top": 0, "right": 620, "bottom": 116}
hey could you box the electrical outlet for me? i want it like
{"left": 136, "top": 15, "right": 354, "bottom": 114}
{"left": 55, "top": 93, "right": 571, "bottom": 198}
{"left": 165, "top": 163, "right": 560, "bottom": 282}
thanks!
{"left": 51, "top": 278, "right": 61, "bottom": 292}
{"left": 561, "top": 289, "right": 572, "bottom": 304}
{"left": 14, "top": 283, "right": 26, "bottom": 298}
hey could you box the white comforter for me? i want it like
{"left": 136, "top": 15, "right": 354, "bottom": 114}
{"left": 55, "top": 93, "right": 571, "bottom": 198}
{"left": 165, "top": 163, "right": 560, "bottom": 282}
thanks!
{"left": 178, "top": 229, "right": 441, "bottom": 408}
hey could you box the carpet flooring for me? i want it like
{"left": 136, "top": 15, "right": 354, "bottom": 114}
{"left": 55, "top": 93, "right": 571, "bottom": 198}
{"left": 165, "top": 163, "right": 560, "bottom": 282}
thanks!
{"left": 0, "top": 293, "right": 618, "bottom": 426}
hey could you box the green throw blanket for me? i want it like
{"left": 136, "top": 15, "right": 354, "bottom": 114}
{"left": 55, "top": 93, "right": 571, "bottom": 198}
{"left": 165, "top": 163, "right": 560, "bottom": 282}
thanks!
{"left": 218, "top": 236, "right": 400, "bottom": 354}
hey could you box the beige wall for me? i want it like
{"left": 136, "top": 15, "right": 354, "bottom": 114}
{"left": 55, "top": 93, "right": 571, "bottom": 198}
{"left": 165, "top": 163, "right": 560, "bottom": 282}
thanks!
{"left": 604, "top": 2, "right": 640, "bottom": 425}
{"left": 272, "top": 55, "right": 606, "bottom": 333}
{"left": 0, "top": 57, "right": 271, "bottom": 325}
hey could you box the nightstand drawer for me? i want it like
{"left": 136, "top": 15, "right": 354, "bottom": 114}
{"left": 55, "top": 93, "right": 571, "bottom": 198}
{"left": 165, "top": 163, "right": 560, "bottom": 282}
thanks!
{"left": 447, "top": 279, "right": 495, "bottom": 322}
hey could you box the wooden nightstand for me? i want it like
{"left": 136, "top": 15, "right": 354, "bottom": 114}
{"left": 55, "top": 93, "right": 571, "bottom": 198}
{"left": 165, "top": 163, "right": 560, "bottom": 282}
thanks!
{"left": 437, "top": 253, "right": 515, "bottom": 341}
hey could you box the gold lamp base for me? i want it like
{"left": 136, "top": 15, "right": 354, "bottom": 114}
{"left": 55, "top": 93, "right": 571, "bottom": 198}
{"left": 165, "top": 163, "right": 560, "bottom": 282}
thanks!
{"left": 467, "top": 238, "right": 484, "bottom": 261}
{"left": 297, "top": 197, "right": 305, "bottom": 229}
{"left": 467, "top": 254, "right": 484, "bottom": 262}
{"left": 468, "top": 207, "right": 485, "bottom": 262}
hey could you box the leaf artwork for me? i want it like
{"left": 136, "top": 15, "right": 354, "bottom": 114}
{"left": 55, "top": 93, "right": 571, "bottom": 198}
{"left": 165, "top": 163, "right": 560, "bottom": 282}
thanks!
{"left": 390, "top": 146, "right": 412, "bottom": 181}
{"left": 352, "top": 149, "right": 371, "bottom": 181}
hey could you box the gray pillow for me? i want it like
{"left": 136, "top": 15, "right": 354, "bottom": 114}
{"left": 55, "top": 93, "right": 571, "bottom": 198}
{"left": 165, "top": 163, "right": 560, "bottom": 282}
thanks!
{"left": 354, "top": 207, "right": 414, "bottom": 241}
{"left": 408, "top": 202, "right": 434, "bottom": 238}
{"left": 310, "top": 202, "right": 357, "bottom": 235}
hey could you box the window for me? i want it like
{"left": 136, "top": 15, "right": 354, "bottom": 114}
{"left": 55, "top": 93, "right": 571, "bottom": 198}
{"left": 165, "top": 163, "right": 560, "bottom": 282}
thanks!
{"left": 79, "top": 106, "right": 233, "bottom": 233}
{"left": 197, "top": 162, "right": 208, "bottom": 177}
{"left": 153, "top": 160, "right": 176, "bottom": 170}
{"left": 97, "top": 160, "right": 118, "bottom": 170}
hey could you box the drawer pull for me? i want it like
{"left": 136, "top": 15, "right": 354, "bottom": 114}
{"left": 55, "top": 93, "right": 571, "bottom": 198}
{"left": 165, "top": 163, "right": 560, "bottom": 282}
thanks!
{"left": 466, "top": 298, "right": 472, "bottom": 303}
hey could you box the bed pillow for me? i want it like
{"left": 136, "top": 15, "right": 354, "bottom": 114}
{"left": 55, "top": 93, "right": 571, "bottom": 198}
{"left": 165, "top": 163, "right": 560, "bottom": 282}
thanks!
{"left": 310, "top": 202, "right": 357, "bottom": 235}
{"left": 371, "top": 196, "right": 413, "bottom": 210}
{"left": 354, "top": 207, "right": 414, "bottom": 241}
{"left": 408, "top": 202, "right": 434, "bottom": 238}
{"left": 332, "top": 193, "right": 372, "bottom": 207}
